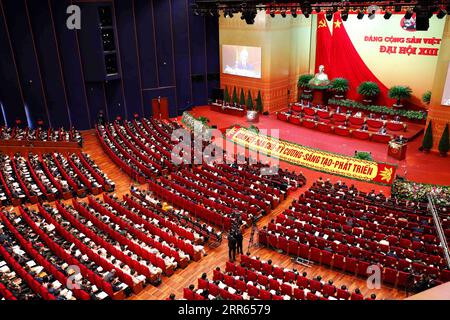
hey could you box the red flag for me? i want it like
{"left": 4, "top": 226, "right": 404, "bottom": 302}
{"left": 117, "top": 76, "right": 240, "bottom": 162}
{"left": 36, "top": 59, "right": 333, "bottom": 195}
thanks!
{"left": 329, "top": 12, "right": 391, "bottom": 105}
{"left": 314, "top": 12, "right": 332, "bottom": 74}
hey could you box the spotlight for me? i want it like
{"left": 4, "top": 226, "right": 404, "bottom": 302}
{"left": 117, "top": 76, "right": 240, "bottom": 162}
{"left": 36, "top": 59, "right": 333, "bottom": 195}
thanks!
{"left": 281, "top": 8, "right": 286, "bottom": 18}
{"left": 326, "top": 10, "right": 333, "bottom": 21}
{"left": 368, "top": 9, "right": 376, "bottom": 19}
{"left": 404, "top": 9, "right": 412, "bottom": 19}
{"left": 291, "top": 8, "right": 297, "bottom": 18}
{"left": 384, "top": 10, "right": 392, "bottom": 19}
{"left": 269, "top": 9, "right": 275, "bottom": 18}
{"left": 316, "top": 6, "right": 321, "bottom": 13}
{"left": 241, "top": 7, "right": 257, "bottom": 24}
{"left": 437, "top": 9, "right": 447, "bottom": 19}
{"left": 193, "top": 5, "right": 200, "bottom": 16}
{"left": 357, "top": 10, "right": 364, "bottom": 19}
{"left": 342, "top": 10, "right": 349, "bottom": 21}
{"left": 304, "top": 11, "right": 310, "bottom": 18}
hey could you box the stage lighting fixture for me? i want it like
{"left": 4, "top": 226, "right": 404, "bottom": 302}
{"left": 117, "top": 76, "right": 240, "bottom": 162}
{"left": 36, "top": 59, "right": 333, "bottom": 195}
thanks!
{"left": 415, "top": 5, "right": 429, "bottom": 31}
{"left": 326, "top": 10, "right": 333, "bottom": 21}
{"left": 341, "top": 10, "right": 349, "bottom": 21}
{"left": 269, "top": 9, "right": 275, "bottom": 17}
{"left": 316, "top": 6, "right": 321, "bottom": 13}
{"left": 303, "top": 11, "right": 310, "bottom": 18}
{"left": 193, "top": 5, "right": 200, "bottom": 16}
{"left": 394, "top": 5, "right": 402, "bottom": 12}
{"left": 368, "top": 9, "right": 376, "bottom": 19}
{"left": 357, "top": 10, "right": 364, "bottom": 19}
{"left": 241, "top": 7, "right": 256, "bottom": 24}
{"left": 292, "top": 8, "right": 297, "bottom": 18}
{"left": 404, "top": 9, "right": 412, "bottom": 19}
{"left": 281, "top": 8, "right": 286, "bottom": 18}
{"left": 384, "top": 10, "right": 392, "bottom": 19}
{"left": 437, "top": 9, "right": 447, "bottom": 19}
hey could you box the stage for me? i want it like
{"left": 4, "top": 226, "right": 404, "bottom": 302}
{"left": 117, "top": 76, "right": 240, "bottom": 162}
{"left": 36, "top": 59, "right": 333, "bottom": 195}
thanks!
{"left": 182, "top": 106, "right": 450, "bottom": 187}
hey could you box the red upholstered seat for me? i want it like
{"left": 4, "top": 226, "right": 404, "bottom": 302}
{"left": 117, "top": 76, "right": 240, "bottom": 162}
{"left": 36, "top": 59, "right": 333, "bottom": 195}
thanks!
{"left": 302, "top": 120, "right": 316, "bottom": 129}
{"left": 317, "top": 110, "right": 331, "bottom": 119}
{"left": 372, "top": 133, "right": 392, "bottom": 143}
{"left": 310, "top": 247, "right": 322, "bottom": 263}
{"left": 294, "top": 288, "right": 305, "bottom": 300}
{"left": 306, "top": 292, "right": 319, "bottom": 300}
{"left": 335, "top": 126, "right": 350, "bottom": 136}
{"left": 317, "top": 122, "right": 333, "bottom": 133}
{"left": 337, "top": 288, "right": 350, "bottom": 300}
{"left": 352, "top": 130, "right": 370, "bottom": 140}
{"left": 259, "top": 289, "right": 271, "bottom": 300}
{"left": 298, "top": 244, "right": 310, "bottom": 260}
{"left": 309, "top": 279, "right": 322, "bottom": 292}
{"left": 367, "top": 119, "right": 384, "bottom": 128}
{"left": 333, "top": 113, "right": 347, "bottom": 122}
{"left": 382, "top": 268, "right": 398, "bottom": 285}
{"left": 386, "top": 122, "right": 405, "bottom": 131}
{"left": 289, "top": 116, "right": 301, "bottom": 125}
{"left": 333, "top": 254, "right": 345, "bottom": 270}
{"left": 351, "top": 293, "right": 364, "bottom": 300}
{"left": 304, "top": 107, "right": 316, "bottom": 116}
{"left": 292, "top": 105, "right": 302, "bottom": 112}
{"left": 321, "top": 250, "right": 333, "bottom": 266}
{"left": 183, "top": 288, "right": 195, "bottom": 300}
{"left": 345, "top": 257, "right": 358, "bottom": 275}
{"left": 277, "top": 113, "right": 288, "bottom": 121}
{"left": 349, "top": 116, "right": 365, "bottom": 125}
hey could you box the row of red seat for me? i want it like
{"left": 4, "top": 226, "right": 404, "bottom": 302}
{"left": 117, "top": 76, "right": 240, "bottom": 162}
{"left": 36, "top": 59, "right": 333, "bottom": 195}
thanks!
{"left": 0, "top": 211, "right": 91, "bottom": 300}
{"left": 0, "top": 243, "right": 56, "bottom": 301}
{"left": 119, "top": 194, "right": 196, "bottom": 243}
{"left": 87, "top": 196, "right": 190, "bottom": 267}
{"left": 148, "top": 179, "right": 232, "bottom": 230}
{"left": 290, "top": 104, "right": 407, "bottom": 130}
{"left": 277, "top": 112, "right": 393, "bottom": 143}
{"left": 71, "top": 199, "right": 172, "bottom": 275}
{"left": 51, "top": 201, "right": 158, "bottom": 285}
{"left": 20, "top": 206, "right": 116, "bottom": 297}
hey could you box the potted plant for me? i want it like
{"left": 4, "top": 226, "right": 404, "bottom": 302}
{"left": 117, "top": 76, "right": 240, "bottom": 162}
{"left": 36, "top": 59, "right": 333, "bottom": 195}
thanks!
{"left": 297, "top": 74, "right": 314, "bottom": 96}
{"left": 357, "top": 81, "right": 380, "bottom": 104}
{"left": 232, "top": 86, "right": 238, "bottom": 105}
{"left": 422, "top": 90, "right": 431, "bottom": 107}
{"left": 421, "top": 121, "right": 433, "bottom": 153}
{"left": 224, "top": 86, "right": 230, "bottom": 104}
{"left": 438, "top": 123, "right": 449, "bottom": 157}
{"left": 388, "top": 85, "right": 412, "bottom": 108}
{"left": 256, "top": 90, "right": 263, "bottom": 113}
{"left": 331, "top": 78, "right": 349, "bottom": 99}
{"left": 239, "top": 88, "right": 246, "bottom": 107}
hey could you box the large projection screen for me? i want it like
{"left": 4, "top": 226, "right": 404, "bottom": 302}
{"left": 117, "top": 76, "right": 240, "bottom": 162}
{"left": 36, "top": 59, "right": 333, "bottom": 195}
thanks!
{"left": 441, "top": 62, "right": 450, "bottom": 106}
{"left": 222, "top": 45, "right": 262, "bottom": 79}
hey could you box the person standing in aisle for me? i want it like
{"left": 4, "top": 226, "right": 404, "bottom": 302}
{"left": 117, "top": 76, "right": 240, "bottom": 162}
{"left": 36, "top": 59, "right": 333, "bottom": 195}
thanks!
{"left": 228, "top": 232, "right": 237, "bottom": 262}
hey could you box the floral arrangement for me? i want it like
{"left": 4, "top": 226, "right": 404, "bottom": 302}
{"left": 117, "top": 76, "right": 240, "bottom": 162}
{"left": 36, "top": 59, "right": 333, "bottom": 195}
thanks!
{"left": 392, "top": 179, "right": 450, "bottom": 206}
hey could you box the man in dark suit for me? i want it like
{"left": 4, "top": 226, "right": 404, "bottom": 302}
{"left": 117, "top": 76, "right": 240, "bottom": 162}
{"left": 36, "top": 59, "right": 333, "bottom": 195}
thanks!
{"left": 228, "top": 232, "right": 237, "bottom": 262}
{"left": 235, "top": 229, "right": 243, "bottom": 255}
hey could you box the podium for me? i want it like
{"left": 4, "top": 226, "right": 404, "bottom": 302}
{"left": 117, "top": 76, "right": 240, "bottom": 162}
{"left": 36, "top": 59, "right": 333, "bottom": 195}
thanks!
{"left": 388, "top": 140, "right": 407, "bottom": 160}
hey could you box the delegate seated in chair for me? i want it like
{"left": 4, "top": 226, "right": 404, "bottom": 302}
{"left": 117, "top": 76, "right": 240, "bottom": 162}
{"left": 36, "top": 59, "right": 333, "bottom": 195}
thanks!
{"left": 378, "top": 126, "right": 387, "bottom": 135}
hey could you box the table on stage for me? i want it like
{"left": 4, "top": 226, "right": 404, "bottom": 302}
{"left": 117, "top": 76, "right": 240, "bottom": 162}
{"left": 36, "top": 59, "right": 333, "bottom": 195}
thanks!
{"left": 209, "top": 102, "right": 246, "bottom": 117}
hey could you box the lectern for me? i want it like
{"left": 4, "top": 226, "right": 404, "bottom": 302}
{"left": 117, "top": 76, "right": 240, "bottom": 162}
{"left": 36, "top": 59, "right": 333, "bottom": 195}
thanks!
{"left": 388, "top": 140, "right": 407, "bottom": 160}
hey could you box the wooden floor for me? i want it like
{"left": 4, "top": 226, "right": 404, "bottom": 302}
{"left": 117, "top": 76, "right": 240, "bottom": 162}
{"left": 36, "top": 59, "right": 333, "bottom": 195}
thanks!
{"left": 6, "top": 129, "right": 408, "bottom": 300}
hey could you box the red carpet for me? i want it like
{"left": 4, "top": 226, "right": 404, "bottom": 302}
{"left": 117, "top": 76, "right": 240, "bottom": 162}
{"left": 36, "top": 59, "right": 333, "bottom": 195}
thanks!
{"left": 177, "top": 106, "right": 450, "bottom": 193}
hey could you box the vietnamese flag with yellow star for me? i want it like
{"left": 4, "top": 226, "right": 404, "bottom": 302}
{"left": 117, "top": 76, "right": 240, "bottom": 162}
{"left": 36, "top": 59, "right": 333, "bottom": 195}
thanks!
{"left": 329, "top": 12, "right": 391, "bottom": 105}
{"left": 314, "top": 11, "right": 332, "bottom": 73}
